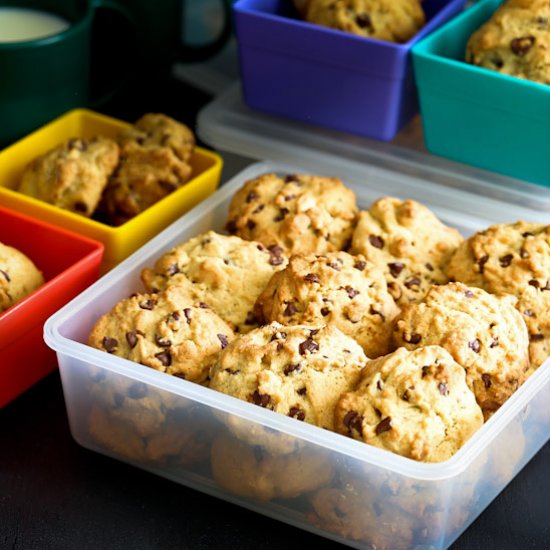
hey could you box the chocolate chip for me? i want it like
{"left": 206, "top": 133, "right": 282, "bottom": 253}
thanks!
{"left": 270, "top": 331, "right": 287, "bottom": 342}
{"left": 522, "top": 231, "right": 535, "bottom": 238}
{"left": 245, "top": 311, "right": 258, "bottom": 325}
{"left": 477, "top": 255, "right": 489, "bottom": 274}
{"left": 310, "top": 328, "right": 320, "bottom": 336}
{"left": 354, "top": 260, "right": 367, "bottom": 271}
{"left": 388, "top": 262, "right": 405, "bottom": 278}
{"left": 167, "top": 263, "right": 179, "bottom": 276}
{"left": 274, "top": 208, "right": 289, "bottom": 222}
{"left": 284, "top": 194, "right": 296, "bottom": 202}
{"left": 404, "top": 333, "right": 422, "bottom": 345}
{"left": 464, "top": 289, "right": 474, "bottom": 298}
{"left": 183, "top": 308, "right": 192, "bottom": 324}
{"left": 251, "top": 390, "right": 271, "bottom": 407}
{"left": 334, "top": 507, "right": 347, "bottom": 519}
{"left": 68, "top": 138, "right": 87, "bottom": 151}
{"left": 102, "top": 337, "right": 118, "bottom": 353}
{"left": 304, "top": 273, "right": 319, "bottom": 283}
{"left": 284, "top": 174, "right": 300, "bottom": 184}
{"left": 246, "top": 219, "right": 256, "bottom": 230}
{"left": 267, "top": 244, "right": 284, "bottom": 266}
{"left": 469, "top": 339, "right": 481, "bottom": 353}
{"left": 155, "top": 350, "right": 172, "bottom": 366}
{"left": 369, "top": 306, "right": 385, "bottom": 321}
{"left": 523, "top": 309, "right": 535, "bottom": 317}
{"left": 438, "top": 382, "right": 449, "bottom": 396}
{"left": 510, "top": 35, "right": 535, "bottom": 56}
{"left": 422, "top": 366, "right": 430, "bottom": 378}
{"left": 139, "top": 299, "right": 156, "bottom": 310}
{"left": 284, "top": 363, "right": 301, "bottom": 375}
{"left": 252, "top": 204, "right": 265, "bottom": 214}
{"left": 199, "top": 302, "right": 209, "bottom": 309}
{"left": 499, "top": 254, "right": 513, "bottom": 267}
{"left": 327, "top": 261, "right": 341, "bottom": 271}
{"left": 126, "top": 331, "right": 138, "bottom": 348}
{"left": 297, "top": 387, "right": 307, "bottom": 396}
{"left": 217, "top": 334, "right": 229, "bottom": 349}
{"left": 425, "top": 262, "right": 434, "bottom": 272}
{"left": 375, "top": 416, "right": 392, "bottom": 436}
{"left": 113, "top": 393, "right": 124, "bottom": 408}
{"left": 0, "top": 269, "right": 9, "bottom": 282}
{"left": 490, "top": 338, "right": 499, "bottom": 348}
{"left": 345, "top": 286, "right": 359, "bottom": 299}
{"left": 128, "top": 382, "right": 148, "bottom": 399}
{"left": 530, "top": 333, "right": 545, "bottom": 341}
{"left": 482, "top": 373, "right": 492, "bottom": 389}
{"left": 225, "top": 220, "right": 237, "bottom": 234}
{"left": 226, "top": 368, "right": 240, "bottom": 375}
{"left": 321, "top": 307, "right": 330, "bottom": 316}
{"left": 276, "top": 342, "right": 284, "bottom": 352}
{"left": 529, "top": 279, "right": 540, "bottom": 288}
{"left": 355, "top": 13, "right": 372, "bottom": 29}
{"left": 159, "top": 180, "right": 176, "bottom": 192}
{"left": 288, "top": 407, "right": 306, "bottom": 421}
{"left": 404, "top": 276, "right": 421, "bottom": 290}
{"left": 283, "top": 302, "right": 297, "bottom": 316}
{"left": 376, "top": 380, "right": 383, "bottom": 391}
{"left": 246, "top": 191, "right": 259, "bottom": 203}
{"left": 343, "top": 410, "right": 363, "bottom": 435}
{"left": 155, "top": 335, "right": 171, "bottom": 347}
{"left": 74, "top": 201, "right": 88, "bottom": 213}
{"left": 520, "top": 248, "right": 529, "bottom": 259}
{"left": 299, "top": 337, "right": 319, "bottom": 355}
{"left": 368, "top": 235, "right": 384, "bottom": 249}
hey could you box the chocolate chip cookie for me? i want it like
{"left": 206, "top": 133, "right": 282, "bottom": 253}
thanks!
{"left": 350, "top": 197, "right": 463, "bottom": 305}
{"left": 225, "top": 173, "right": 358, "bottom": 255}
{"left": 255, "top": 251, "right": 400, "bottom": 357}
{"left": 334, "top": 346, "right": 484, "bottom": 462}
{"left": 0, "top": 242, "right": 44, "bottom": 313}
{"left": 304, "top": 0, "right": 425, "bottom": 43}
{"left": 18, "top": 137, "right": 119, "bottom": 217}
{"left": 141, "top": 231, "right": 288, "bottom": 333}
{"left": 466, "top": 0, "right": 550, "bottom": 85}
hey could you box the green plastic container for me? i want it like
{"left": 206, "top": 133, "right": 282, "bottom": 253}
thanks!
{"left": 412, "top": 0, "right": 550, "bottom": 187}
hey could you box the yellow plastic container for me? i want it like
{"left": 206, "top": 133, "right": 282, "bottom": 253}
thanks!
{"left": 0, "top": 109, "right": 223, "bottom": 272}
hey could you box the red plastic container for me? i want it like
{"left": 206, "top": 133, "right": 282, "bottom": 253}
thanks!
{"left": 0, "top": 206, "right": 103, "bottom": 407}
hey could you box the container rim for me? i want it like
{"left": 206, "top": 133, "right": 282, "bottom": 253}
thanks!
{"left": 44, "top": 160, "right": 550, "bottom": 481}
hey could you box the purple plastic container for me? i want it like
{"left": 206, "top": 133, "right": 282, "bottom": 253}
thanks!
{"left": 234, "top": 0, "right": 467, "bottom": 141}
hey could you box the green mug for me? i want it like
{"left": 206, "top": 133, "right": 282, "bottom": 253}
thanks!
{"left": 0, "top": 0, "right": 233, "bottom": 147}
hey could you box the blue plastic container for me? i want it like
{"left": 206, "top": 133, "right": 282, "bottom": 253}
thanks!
{"left": 233, "top": 0, "right": 468, "bottom": 141}
{"left": 412, "top": 0, "right": 550, "bottom": 187}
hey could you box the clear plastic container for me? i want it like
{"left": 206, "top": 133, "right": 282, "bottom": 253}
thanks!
{"left": 45, "top": 161, "right": 550, "bottom": 550}
{"left": 197, "top": 82, "right": 550, "bottom": 213}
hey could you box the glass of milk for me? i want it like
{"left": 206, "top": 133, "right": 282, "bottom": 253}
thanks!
{"left": 0, "top": 7, "right": 70, "bottom": 43}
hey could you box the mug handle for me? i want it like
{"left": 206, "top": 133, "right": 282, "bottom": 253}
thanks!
{"left": 88, "top": 0, "right": 138, "bottom": 107}
{"left": 178, "top": 0, "right": 233, "bottom": 63}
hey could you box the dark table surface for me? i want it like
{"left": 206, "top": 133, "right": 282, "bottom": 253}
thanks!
{"left": 2, "top": 72, "right": 550, "bottom": 550}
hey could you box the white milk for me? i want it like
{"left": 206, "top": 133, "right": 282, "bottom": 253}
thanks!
{"left": 0, "top": 7, "right": 70, "bottom": 43}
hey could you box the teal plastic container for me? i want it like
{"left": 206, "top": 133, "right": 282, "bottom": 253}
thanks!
{"left": 412, "top": 0, "right": 550, "bottom": 187}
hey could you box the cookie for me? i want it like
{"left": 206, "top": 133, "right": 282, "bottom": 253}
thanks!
{"left": 141, "top": 231, "right": 288, "bottom": 333}
{"left": 225, "top": 173, "right": 358, "bottom": 255}
{"left": 516, "top": 285, "right": 550, "bottom": 369}
{"left": 211, "top": 432, "right": 334, "bottom": 502}
{"left": 392, "top": 282, "right": 530, "bottom": 417}
{"left": 350, "top": 197, "right": 463, "bottom": 305}
{"left": 255, "top": 251, "right": 400, "bottom": 358}
{"left": 18, "top": 137, "right": 119, "bottom": 217}
{"left": 334, "top": 346, "right": 484, "bottom": 462}
{"left": 0, "top": 242, "right": 44, "bottom": 313}
{"left": 466, "top": 0, "right": 550, "bottom": 85}
{"left": 88, "top": 379, "right": 213, "bottom": 466}
{"left": 304, "top": 0, "right": 425, "bottom": 43}
{"left": 209, "top": 322, "right": 368, "bottom": 449}
{"left": 119, "top": 113, "right": 196, "bottom": 163}
{"left": 446, "top": 221, "right": 550, "bottom": 297}
{"left": 88, "top": 284, "right": 235, "bottom": 384}
{"left": 98, "top": 145, "right": 192, "bottom": 225}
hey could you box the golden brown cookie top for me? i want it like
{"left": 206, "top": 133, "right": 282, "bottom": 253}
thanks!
{"left": 305, "top": 0, "right": 425, "bottom": 43}
{"left": 119, "top": 113, "right": 196, "bottom": 163}
{"left": 225, "top": 173, "right": 358, "bottom": 255}
{"left": 88, "top": 284, "right": 235, "bottom": 384}
{"left": 209, "top": 322, "right": 368, "bottom": 434}
{"left": 0, "top": 242, "right": 44, "bottom": 313}
{"left": 466, "top": 0, "right": 550, "bottom": 85}
{"left": 334, "top": 346, "right": 484, "bottom": 462}
{"left": 255, "top": 251, "right": 400, "bottom": 358}
{"left": 446, "top": 221, "right": 550, "bottom": 297}
{"left": 351, "top": 197, "right": 463, "bottom": 305}
{"left": 392, "top": 282, "right": 530, "bottom": 417}
{"left": 141, "top": 231, "right": 288, "bottom": 333}
{"left": 18, "top": 136, "right": 119, "bottom": 217}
